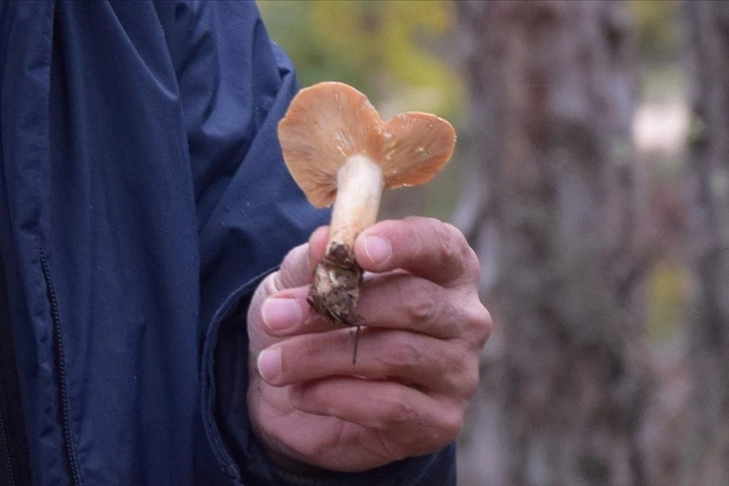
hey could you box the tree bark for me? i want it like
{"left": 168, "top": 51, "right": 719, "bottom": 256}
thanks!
{"left": 682, "top": 3, "right": 729, "bottom": 485}
{"left": 455, "top": 2, "right": 651, "bottom": 485}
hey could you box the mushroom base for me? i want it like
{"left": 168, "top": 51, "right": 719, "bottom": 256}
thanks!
{"left": 307, "top": 242, "right": 363, "bottom": 327}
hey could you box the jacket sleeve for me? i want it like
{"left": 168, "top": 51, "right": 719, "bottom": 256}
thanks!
{"left": 161, "top": 2, "right": 457, "bottom": 485}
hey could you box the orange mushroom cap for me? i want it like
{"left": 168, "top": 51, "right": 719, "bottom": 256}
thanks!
{"left": 278, "top": 82, "right": 456, "bottom": 208}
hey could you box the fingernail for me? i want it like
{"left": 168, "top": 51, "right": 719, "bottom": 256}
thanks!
{"left": 364, "top": 235, "right": 392, "bottom": 265}
{"left": 257, "top": 348, "right": 282, "bottom": 383}
{"left": 262, "top": 298, "right": 302, "bottom": 332}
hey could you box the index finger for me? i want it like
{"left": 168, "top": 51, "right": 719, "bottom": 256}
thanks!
{"left": 354, "top": 217, "right": 480, "bottom": 288}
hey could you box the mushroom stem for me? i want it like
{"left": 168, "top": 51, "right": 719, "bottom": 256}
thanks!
{"left": 329, "top": 154, "right": 384, "bottom": 248}
{"left": 308, "top": 154, "right": 384, "bottom": 326}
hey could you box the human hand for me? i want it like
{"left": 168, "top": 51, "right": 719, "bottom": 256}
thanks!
{"left": 246, "top": 217, "right": 492, "bottom": 473}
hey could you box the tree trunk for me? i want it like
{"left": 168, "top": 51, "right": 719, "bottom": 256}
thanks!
{"left": 682, "top": 3, "right": 729, "bottom": 485}
{"left": 454, "top": 2, "right": 651, "bottom": 485}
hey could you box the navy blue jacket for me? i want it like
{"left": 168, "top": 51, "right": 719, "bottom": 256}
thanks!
{"left": 0, "top": 1, "right": 456, "bottom": 485}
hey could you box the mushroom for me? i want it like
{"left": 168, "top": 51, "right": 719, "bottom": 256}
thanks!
{"left": 278, "top": 81, "right": 456, "bottom": 329}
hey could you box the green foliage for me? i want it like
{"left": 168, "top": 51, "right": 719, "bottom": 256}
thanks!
{"left": 257, "top": 0, "right": 463, "bottom": 120}
{"left": 629, "top": 0, "right": 682, "bottom": 62}
{"left": 688, "top": 112, "right": 707, "bottom": 145}
{"left": 646, "top": 258, "right": 686, "bottom": 343}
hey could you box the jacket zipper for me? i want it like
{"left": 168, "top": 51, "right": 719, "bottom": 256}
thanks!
{"left": 0, "top": 407, "right": 17, "bottom": 486}
{"left": 40, "top": 252, "right": 83, "bottom": 486}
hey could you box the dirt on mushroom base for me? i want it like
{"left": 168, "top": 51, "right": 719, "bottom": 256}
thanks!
{"left": 307, "top": 242, "right": 363, "bottom": 327}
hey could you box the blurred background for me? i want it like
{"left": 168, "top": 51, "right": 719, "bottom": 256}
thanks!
{"left": 257, "top": 1, "right": 727, "bottom": 485}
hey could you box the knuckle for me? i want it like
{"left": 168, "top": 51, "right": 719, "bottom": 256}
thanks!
{"left": 440, "top": 343, "right": 480, "bottom": 396}
{"left": 412, "top": 218, "right": 459, "bottom": 263}
{"left": 382, "top": 389, "right": 419, "bottom": 427}
{"left": 475, "top": 306, "right": 494, "bottom": 345}
{"left": 405, "top": 283, "right": 441, "bottom": 324}
{"left": 464, "top": 302, "right": 493, "bottom": 347}
{"left": 380, "top": 332, "right": 424, "bottom": 370}
{"left": 434, "top": 224, "right": 461, "bottom": 264}
{"left": 260, "top": 270, "right": 282, "bottom": 295}
{"left": 438, "top": 223, "right": 481, "bottom": 282}
{"left": 437, "top": 406, "right": 465, "bottom": 444}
